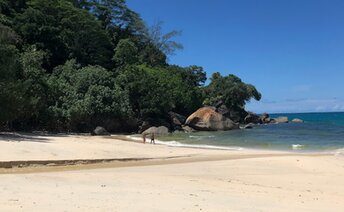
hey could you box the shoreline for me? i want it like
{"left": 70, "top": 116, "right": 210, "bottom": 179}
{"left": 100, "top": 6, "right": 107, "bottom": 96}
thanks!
{"left": 0, "top": 133, "right": 336, "bottom": 173}
{"left": 3, "top": 130, "right": 344, "bottom": 154}
{"left": 1, "top": 133, "right": 344, "bottom": 211}
{"left": 124, "top": 134, "right": 343, "bottom": 155}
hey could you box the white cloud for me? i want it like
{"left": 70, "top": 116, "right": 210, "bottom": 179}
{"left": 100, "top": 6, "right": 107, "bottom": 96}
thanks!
{"left": 246, "top": 98, "right": 344, "bottom": 113}
{"left": 291, "top": 84, "right": 312, "bottom": 93}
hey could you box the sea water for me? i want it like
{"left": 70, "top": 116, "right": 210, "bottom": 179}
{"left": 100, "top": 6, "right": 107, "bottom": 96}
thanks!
{"left": 155, "top": 112, "right": 344, "bottom": 152}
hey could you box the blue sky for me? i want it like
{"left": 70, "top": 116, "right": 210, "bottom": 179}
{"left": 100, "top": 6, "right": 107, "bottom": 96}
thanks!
{"left": 127, "top": 0, "right": 344, "bottom": 113}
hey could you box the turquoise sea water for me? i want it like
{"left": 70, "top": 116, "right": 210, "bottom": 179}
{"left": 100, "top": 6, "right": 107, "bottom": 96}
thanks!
{"left": 157, "top": 112, "right": 344, "bottom": 152}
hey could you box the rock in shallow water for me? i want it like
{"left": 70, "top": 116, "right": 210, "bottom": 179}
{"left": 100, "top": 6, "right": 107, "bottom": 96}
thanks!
{"left": 244, "top": 112, "right": 261, "bottom": 124}
{"left": 182, "top": 125, "right": 196, "bottom": 133}
{"left": 260, "top": 113, "right": 271, "bottom": 123}
{"left": 273, "top": 116, "right": 289, "bottom": 123}
{"left": 292, "top": 118, "right": 304, "bottom": 123}
{"left": 244, "top": 123, "right": 256, "bottom": 129}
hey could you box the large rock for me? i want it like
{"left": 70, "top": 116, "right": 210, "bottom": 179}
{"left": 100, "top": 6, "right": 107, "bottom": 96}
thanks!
{"left": 260, "top": 113, "right": 271, "bottom": 123}
{"left": 216, "top": 104, "right": 230, "bottom": 116}
{"left": 142, "top": 126, "right": 169, "bottom": 136}
{"left": 215, "top": 101, "right": 247, "bottom": 122}
{"left": 244, "top": 123, "right": 255, "bottom": 129}
{"left": 182, "top": 125, "right": 196, "bottom": 133}
{"left": 171, "top": 117, "right": 182, "bottom": 126}
{"left": 292, "top": 118, "right": 304, "bottom": 123}
{"left": 168, "top": 112, "right": 186, "bottom": 131}
{"left": 228, "top": 108, "right": 248, "bottom": 123}
{"left": 93, "top": 126, "right": 110, "bottom": 136}
{"left": 273, "top": 116, "right": 289, "bottom": 123}
{"left": 169, "top": 112, "right": 186, "bottom": 124}
{"left": 244, "top": 112, "right": 261, "bottom": 124}
{"left": 185, "top": 107, "right": 239, "bottom": 131}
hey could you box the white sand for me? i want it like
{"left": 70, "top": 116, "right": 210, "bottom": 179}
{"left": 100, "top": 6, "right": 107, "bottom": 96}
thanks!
{"left": 1, "top": 134, "right": 344, "bottom": 211}
{"left": 0, "top": 134, "right": 245, "bottom": 161}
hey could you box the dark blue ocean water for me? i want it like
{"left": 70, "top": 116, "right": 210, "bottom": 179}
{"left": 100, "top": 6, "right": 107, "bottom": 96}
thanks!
{"left": 158, "top": 112, "right": 344, "bottom": 152}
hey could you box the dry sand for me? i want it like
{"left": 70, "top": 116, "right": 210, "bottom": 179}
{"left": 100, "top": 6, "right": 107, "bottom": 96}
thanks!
{"left": 0, "top": 133, "right": 344, "bottom": 211}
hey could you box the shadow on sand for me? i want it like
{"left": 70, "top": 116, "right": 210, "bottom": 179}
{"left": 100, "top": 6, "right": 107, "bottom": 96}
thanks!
{"left": 0, "top": 132, "right": 51, "bottom": 143}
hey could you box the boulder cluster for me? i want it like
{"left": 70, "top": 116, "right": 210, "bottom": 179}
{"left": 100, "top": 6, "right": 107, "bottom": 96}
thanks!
{"left": 185, "top": 107, "right": 239, "bottom": 131}
{"left": 92, "top": 102, "right": 304, "bottom": 135}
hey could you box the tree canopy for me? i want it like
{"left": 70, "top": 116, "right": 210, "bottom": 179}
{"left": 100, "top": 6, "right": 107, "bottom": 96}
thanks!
{"left": 204, "top": 72, "right": 261, "bottom": 109}
{"left": 0, "top": 0, "right": 261, "bottom": 132}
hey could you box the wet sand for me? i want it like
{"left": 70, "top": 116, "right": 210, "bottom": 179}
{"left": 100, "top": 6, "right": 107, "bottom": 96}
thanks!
{"left": 1, "top": 133, "right": 343, "bottom": 211}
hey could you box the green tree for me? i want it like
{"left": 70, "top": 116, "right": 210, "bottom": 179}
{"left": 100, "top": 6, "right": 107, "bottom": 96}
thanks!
{"left": 18, "top": 46, "right": 49, "bottom": 127}
{"left": 0, "top": 24, "right": 24, "bottom": 124}
{"left": 13, "top": 0, "right": 113, "bottom": 70}
{"left": 138, "top": 42, "right": 167, "bottom": 67}
{"left": 113, "top": 38, "right": 138, "bottom": 66}
{"left": 168, "top": 65, "right": 207, "bottom": 87}
{"left": 48, "top": 60, "right": 132, "bottom": 131}
{"left": 72, "top": 0, "right": 145, "bottom": 32}
{"left": 143, "top": 21, "right": 183, "bottom": 56}
{"left": 116, "top": 65, "right": 203, "bottom": 119}
{"left": 204, "top": 72, "right": 261, "bottom": 109}
{"left": 0, "top": 0, "right": 263, "bottom": 132}
{"left": 59, "top": 1, "right": 114, "bottom": 69}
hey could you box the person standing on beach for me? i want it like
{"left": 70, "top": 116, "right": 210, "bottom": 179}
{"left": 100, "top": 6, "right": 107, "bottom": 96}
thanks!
{"left": 142, "top": 133, "right": 146, "bottom": 144}
{"left": 142, "top": 132, "right": 155, "bottom": 144}
{"left": 150, "top": 133, "right": 155, "bottom": 144}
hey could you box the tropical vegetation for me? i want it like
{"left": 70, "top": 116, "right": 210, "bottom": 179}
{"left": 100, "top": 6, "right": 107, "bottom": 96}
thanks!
{"left": 0, "top": 0, "right": 261, "bottom": 132}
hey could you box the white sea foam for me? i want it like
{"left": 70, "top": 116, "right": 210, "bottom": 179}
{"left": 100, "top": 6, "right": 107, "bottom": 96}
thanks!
{"left": 126, "top": 135, "right": 243, "bottom": 151}
{"left": 126, "top": 135, "right": 142, "bottom": 141}
{"left": 189, "top": 135, "right": 215, "bottom": 138}
{"left": 334, "top": 148, "right": 344, "bottom": 156}
{"left": 292, "top": 144, "right": 305, "bottom": 150}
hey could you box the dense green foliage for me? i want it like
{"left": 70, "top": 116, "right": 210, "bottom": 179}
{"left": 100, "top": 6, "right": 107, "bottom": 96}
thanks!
{"left": 0, "top": 24, "right": 23, "bottom": 122}
{"left": 0, "top": 0, "right": 261, "bottom": 132}
{"left": 47, "top": 60, "right": 132, "bottom": 131}
{"left": 116, "top": 65, "right": 203, "bottom": 120}
{"left": 204, "top": 72, "right": 261, "bottom": 109}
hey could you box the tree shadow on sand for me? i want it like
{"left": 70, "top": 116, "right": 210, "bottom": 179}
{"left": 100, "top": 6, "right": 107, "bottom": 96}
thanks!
{"left": 0, "top": 132, "right": 51, "bottom": 143}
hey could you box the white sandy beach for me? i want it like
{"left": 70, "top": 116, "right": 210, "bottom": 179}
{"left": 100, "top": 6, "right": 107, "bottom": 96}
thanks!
{"left": 0, "top": 134, "right": 344, "bottom": 211}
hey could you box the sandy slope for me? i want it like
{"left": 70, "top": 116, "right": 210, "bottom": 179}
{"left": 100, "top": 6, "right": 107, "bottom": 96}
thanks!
{"left": 0, "top": 134, "right": 344, "bottom": 211}
{"left": 0, "top": 133, "right": 249, "bottom": 161}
